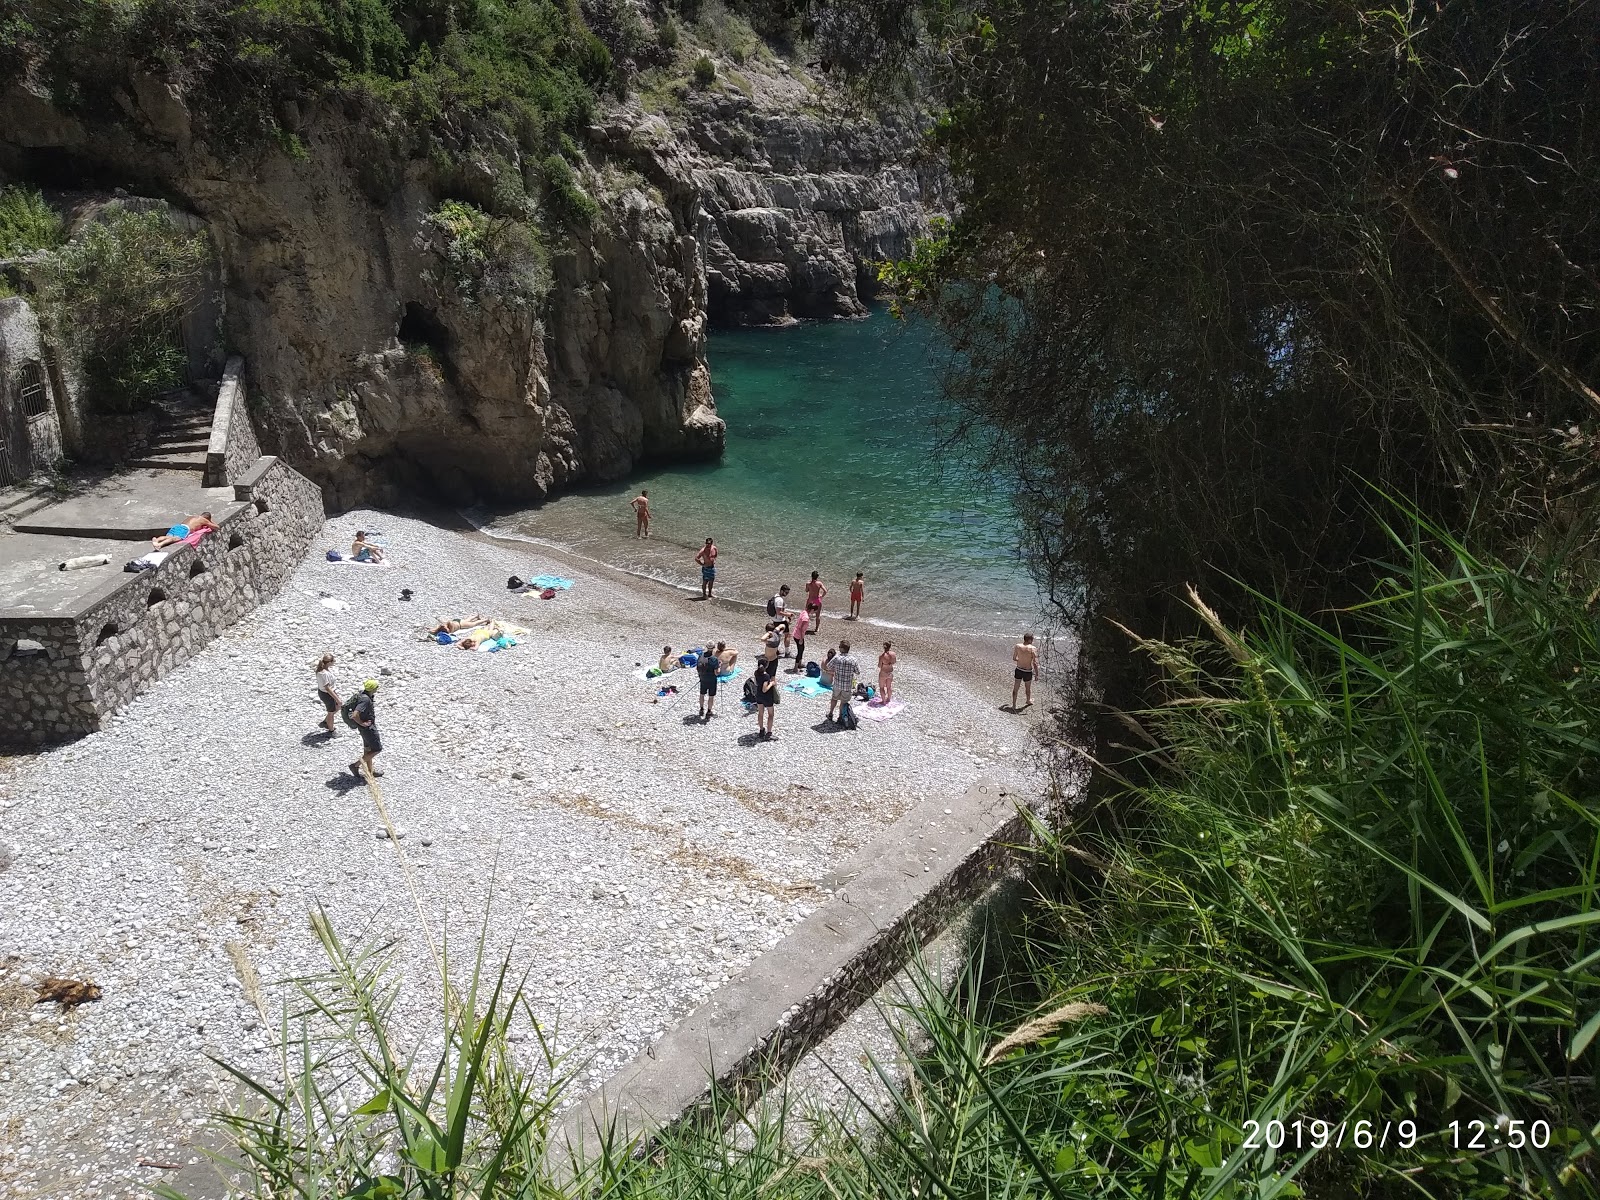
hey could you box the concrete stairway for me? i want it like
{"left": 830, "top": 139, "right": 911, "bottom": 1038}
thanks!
{"left": 125, "top": 392, "right": 213, "bottom": 474}
{"left": 0, "top": 481, "right": 56, "bottom": 527}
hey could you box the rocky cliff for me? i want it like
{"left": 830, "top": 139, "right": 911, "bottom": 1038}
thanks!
{"left": 0, "top": 56, "right": 938, "bottom": 508}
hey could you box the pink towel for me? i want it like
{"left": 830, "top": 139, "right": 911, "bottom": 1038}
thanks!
{"left": 182, "top": 528, "right": 210, "bottom": 547}
{"left": 857, "top": 699, "right": 907, "bottom": 722}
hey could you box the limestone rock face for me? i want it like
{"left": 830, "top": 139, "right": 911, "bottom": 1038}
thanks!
{"left": 0, "top": 62, "right": 936, "bottom": 506}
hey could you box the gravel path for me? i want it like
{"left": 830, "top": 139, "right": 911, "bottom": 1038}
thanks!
{"left": 0, "top": 511, "right": 1038, "bottom": 1198}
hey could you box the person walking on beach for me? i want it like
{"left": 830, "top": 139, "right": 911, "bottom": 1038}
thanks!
{"left": 754, "top": 662, "right": 779, "bottom": 740}
{"left": 789, "top": 606, "right": 810, "bottom": 671}
{"left": 314, "top": 653, "right": 340, "bottom": 734}
{"left": 849, "top": 572, "right": 865, "bottom": 620}
{"left": 768, "top": 583, "right": 791, "bottom": 623}
{"left": 697, "top": 645, "right": 722, "bottom": 720}
{"left": 1011, "top": 633, "right": 1039, "bottom": 710}
{"left": 347, "top": 679, "right": 384, "bottom": 779}
{"left": 631, "top": 489, "right": 651, "bottom": 539}
{"left": 805, "top": 571, "right": 827, "bottom": 631}
{"left": 878, "top": 641, "right": 896, "bottom": 703}
{"left": 695, "top": 538, "right": 718, "bottom": 599}
{"left": 828, "top": 640, "right": 862, "bottom": 728}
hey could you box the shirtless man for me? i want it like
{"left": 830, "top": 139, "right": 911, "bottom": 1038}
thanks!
{"left": 351, "top": 530, "right": 385, "bottom": 562}
{"left": 695, "top": 538, "right": 718, "bottom": 599}
{"left": 1011, "top": 633, "right": 1040, "bottom": 710}
{"left": 631, "top": 489, "right": 651, "bottom": 539}
{"left": 151, "top": 512, "right": 216, "bottom": 550}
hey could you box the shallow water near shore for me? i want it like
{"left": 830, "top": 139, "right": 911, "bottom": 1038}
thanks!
{"left": 478, "top": 308, "right": 1039, "bottom": 638}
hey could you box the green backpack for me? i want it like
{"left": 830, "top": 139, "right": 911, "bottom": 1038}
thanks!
{"left": 340, "top": 693, "right": 364, "bottom": 729}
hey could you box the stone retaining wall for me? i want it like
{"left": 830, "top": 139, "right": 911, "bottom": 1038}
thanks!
{"left": 0, "top": 456, "right": 322, "bottom": 744}
{"left": 205, "top": 356, "right": 261, "bottom": 488}
{"left": 559, "top": 783, "right": 1038, "bottom": 1163}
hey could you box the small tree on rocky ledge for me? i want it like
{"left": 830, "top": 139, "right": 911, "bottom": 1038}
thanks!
{"left": 37, "top": 207, "right": 211, "bottom": 413}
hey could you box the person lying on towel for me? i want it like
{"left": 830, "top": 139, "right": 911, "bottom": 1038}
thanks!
{"left": 151, "top": 512, "right": 216, "bottom": 549}
{"left": 428, "top": 615, "right": 489, "bottom": 636}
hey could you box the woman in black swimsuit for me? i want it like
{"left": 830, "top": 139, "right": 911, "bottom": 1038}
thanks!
{"left": 755, "top": 663, "right": 779, "bottom": 740}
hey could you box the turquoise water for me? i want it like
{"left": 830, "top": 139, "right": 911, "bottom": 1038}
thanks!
{"left": 486, "top": 309, "right": 1038, "bottom": 637}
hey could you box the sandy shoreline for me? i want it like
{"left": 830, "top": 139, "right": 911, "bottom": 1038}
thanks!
{"left": 0, "top": 509, "right": 1047, "bottom": 1198}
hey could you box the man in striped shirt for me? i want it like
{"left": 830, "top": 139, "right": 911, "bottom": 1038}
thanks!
{"left": 827, "top": 640, "right": 861, "bottom": 726}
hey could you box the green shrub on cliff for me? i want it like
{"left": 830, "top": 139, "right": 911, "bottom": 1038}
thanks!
{"left": 423, "top": 199, "right": 550, "bottom": 309}
{"left": 0, "top": 186, "right": 65, "bottom": 258}
{"left": 1, "top": 0, "right": 610, "bottom": 165}
{"left": 540, "top": 154, "right": 599, "bottom": 228}
{"left": 37, "top": 207, "right": 210, "bottom": 412}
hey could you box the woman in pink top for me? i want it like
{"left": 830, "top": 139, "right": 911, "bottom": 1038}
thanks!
{"left": 878, "top": 641, "right": 896, "bottom": 702}
{"left": 790, "top": 607, "right": 810, "bottom": 670}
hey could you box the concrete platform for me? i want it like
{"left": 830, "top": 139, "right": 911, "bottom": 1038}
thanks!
{"left": 9, "top": 470, "right": 238, "bottom": 540}
{"left": 0, "top": 531, "right": 149, "bottom": 616}
{"left": 0, "top": 469, "right": 243, "bottom": 617}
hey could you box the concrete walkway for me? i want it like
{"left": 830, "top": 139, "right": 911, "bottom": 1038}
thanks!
{"left": 0, "top": 468, "right": 239, "bottom": 617}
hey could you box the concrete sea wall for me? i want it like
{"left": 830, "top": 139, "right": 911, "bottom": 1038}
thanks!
{"left": 0, "top": 455, "right": 322, "bottom": 744}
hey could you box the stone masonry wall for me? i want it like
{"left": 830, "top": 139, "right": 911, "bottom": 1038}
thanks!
{"left": 0, "top": 456, "right": 323, "bottom": 744}
{"left": 205, "top": 356, "right": 262, "bottom": 488}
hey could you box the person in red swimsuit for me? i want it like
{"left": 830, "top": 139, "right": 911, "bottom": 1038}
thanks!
{"left": 804, "top": 571, "right": 827, "bottom": 631}
{"left": 848, "top": 572, "right": 865, "bottom": 620}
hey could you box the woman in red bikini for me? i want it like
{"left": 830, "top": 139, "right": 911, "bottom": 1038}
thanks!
{"left": 848, "top": 572, "right": 865, "bottom": 619}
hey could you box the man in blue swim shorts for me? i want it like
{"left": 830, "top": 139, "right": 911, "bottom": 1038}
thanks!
{"left": 695, "top": 537, "right": 718, "bottom": 599}
{"left": 151, "top": 512, "right": 216, "bottom": 549}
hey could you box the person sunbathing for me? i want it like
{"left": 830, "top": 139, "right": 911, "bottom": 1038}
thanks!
{"left": 456, "top": 622, "right": 503, "bottom": 650}
{"left": 715, "top": 641, "right": 737, "bottom": 672}
{"left": 351, "top": 530, "right": 385, "bottom": 562}
{"left": 657, "top": 645, "right": 678, "bottom": 673}
{"left": 428, "top": 615, "right": 489, "bottom": 636}
{"left": 151, "top": 512, "right": 216, "bottom": 549}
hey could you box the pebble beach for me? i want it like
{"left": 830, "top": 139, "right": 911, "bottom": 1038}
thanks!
{"left": 0, "top": 510, "right": 1042, "bottom": 1199}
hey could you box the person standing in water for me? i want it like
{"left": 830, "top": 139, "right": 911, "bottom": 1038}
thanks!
{"left": 878, "top": 641, "right": 896, "bottom": 703}
{"left": 631, "top": 489, "right": 651, "bottom": 538}
{"left": 849, "top": 572, "right": 866, "bottom": 620}
{"left": 1011, "top": 633, "right": 1039, "bottom": 710}
{"left": 805, "top": 571, "right": 827, "bottom": 632}
{"left": 314, "top": 653, "right": 340, "bottom": 734}
{"left": 695, "top": 538, "right": 718, "bottom": 599}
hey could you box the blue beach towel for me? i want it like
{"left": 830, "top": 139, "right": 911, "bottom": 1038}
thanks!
{"left": 782, "top": 675, "right": 831, "bottom": 698}
{"left": 530, "top": 575, "right": 573, "bottom": 590}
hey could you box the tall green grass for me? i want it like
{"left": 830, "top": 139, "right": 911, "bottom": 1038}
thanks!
{"left": 181, "top": 518, "right": 1600, "bottom": 1197}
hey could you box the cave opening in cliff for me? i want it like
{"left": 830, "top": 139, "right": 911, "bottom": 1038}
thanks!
{"left": 398, "top": 302, "right": 449, "bottom": 354}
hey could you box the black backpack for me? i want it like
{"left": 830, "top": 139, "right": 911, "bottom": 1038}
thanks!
{"left": 766, "top": 594, "right": 778, "bottom": 617}
{"left": 507, "top": 575, "right": 525, "bottom": 590}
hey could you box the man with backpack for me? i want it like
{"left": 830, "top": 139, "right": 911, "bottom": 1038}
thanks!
{"left": 827, "top": 641, "right": 862, "bottom": 729}
{"left": 696, "top": 643, "right": 723, "bottom": 720}
{"left": 342, "top": 679, "right": 384, "bottom": 780}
